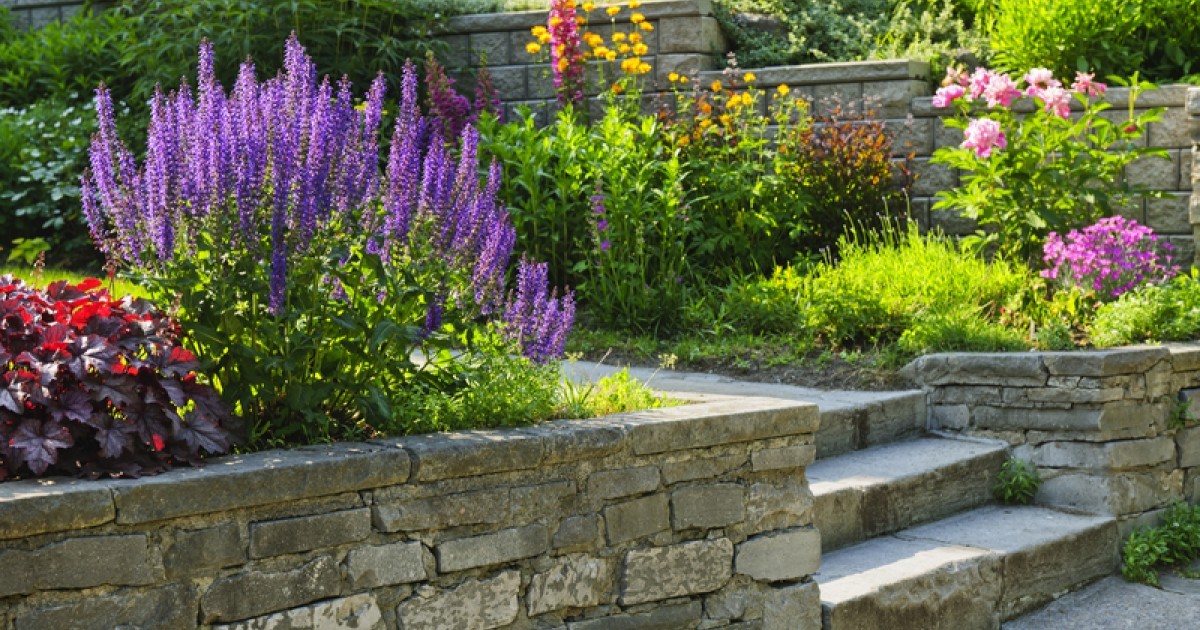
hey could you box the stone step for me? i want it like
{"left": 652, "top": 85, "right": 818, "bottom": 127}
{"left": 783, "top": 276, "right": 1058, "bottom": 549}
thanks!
{"left": 808, "top": 437, "right": 1008, "bottom": 550}
{"left": 816, "top": 505, "right": 1118, "bottom": 630}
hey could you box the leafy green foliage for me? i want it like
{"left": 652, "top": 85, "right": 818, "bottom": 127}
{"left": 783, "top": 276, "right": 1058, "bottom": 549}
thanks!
{"left": 0, "top": 8, "right": 130, "bottom": 106}
{"left": 1123, "top": 502, "right": 1200, "bottom": 587}
{"left": 561, "top": 368, "right": 679, "bottom": 419}
{"left": 1090, "top": 270, "right": 1200, "bottom": 347}
{"left": 987, "top": 0, "right": 1200, "bottom": 83}
{"left": 0, "top": 99, "right": 106, "bottom": 268}
{"left": 993, "top": 457, "right": 1041, "bottom": 505}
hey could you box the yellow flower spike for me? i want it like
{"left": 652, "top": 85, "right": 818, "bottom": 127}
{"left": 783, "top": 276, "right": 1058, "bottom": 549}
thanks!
{"left": 711, "top": 80, "right": 722, "bottom": 92}
{"left": 668, "top": 72, "right": 680, "bottom": 82}
{"left": 583, "top": 1, "right": 596, "bottom": 11}
{"left": 720, "top": 114, "right": 732, "bottom": 126}
{"left": 700, "top": 118, "right": 712, "bottom": 129}
{"left": 629, "top": 0, "right": 642, "bottom": 7}
{"left": 633, "top": 43, "right": 648, "bottom": 55}
{"left": 744, "top": 72, "right": 757, "bottom": 83}
{"left": 557, "top": 58, "right": 569, "bottom": 72}
{"left": 680, "top": 76, "right": 689, "bottom": 84}
{"left": 629, "top": 32, "right": 642, "bottom": 44}
{"left": 606, "top": 6, "right": 620, "bottom": 16}
{"left": 550, "top": 16, "right": 563, "bottom": 27}
{"left": 678, "top": 135, "right": 690, "bottom": 146}
{"left": 640, "top": 21, "right": 653, "bottom": 31}
{"left": 612, "top": 32, "right": 626, "bottom": 42}
{"left": 532, "top": 25, "right": 548, "bottom": 37}
{"left": 576, "top": 16, "right": 585, "bottom": 24}
{"left": 526, "top": 42, "right": 542, "bottom": 55}
{"left": 538, "top": 33, "right": 552, "bottom": 44}
{"left": 618, "top": 43, "right": 631, "bottom": 54}
{"left": 630, "top": 13, "right": 645, "bottom": 24}
{"left": 612, "top": 83, "right": 625, "bottom": 94}
{"left": 637, "top": 62, "right": 651, "bottom": 74}
{"left": 605, "top": 50, "right": 618, "bottom": 61}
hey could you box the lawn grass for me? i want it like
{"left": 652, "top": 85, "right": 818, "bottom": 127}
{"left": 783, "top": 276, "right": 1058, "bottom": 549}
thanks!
{"left": 0, "top": 265, "right": 147, "bottom": 299}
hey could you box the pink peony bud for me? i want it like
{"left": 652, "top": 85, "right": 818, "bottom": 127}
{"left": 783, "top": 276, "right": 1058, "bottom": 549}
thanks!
{"left": 962, "top": 118, "right": 1006, "bottom": 159}
{"left": 932, "top": 84, "right": 966, "bottom": 108}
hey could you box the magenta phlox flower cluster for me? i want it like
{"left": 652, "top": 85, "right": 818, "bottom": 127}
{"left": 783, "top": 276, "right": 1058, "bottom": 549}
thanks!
{"left": 549, "top": 0, "right": 585, "bottom": 107}
{"left": 1041, "top": 216, "right": 1178, "bottom": 298}
{"left": 83, "top": 36, "right": 574, "bottom": 362}
{"left": 933, "top": 66, "right": 1109, "bottom": 159}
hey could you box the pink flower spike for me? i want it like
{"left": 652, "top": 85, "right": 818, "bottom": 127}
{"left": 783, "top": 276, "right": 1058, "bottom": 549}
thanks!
{"left": 1040, "top": 86, "right": 1071, "bottom": 118}
{"left": 967, "top": 67, "right": 993, "bottom": 100}
{"left": 962, "top": 118, "right": 1006, "bottom": 159}
{"left": 1072, "top": 71, "right": 1107, "bottom": 97}
{"left": 932, "top": 84, "right": 966, "bottom": 108}
{"left": 1023, "top": 67, "right": 1060, "bottom": 90}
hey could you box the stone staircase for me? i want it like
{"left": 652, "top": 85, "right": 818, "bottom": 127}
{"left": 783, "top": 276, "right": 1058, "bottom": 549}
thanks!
{"left": 561, "top": 363, "right": 1124, "bottom": 628}
{"left": 809, "top": 400, "right": 1119, "bottom": 629}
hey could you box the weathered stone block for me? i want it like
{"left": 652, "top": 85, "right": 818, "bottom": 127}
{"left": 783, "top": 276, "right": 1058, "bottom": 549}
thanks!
{"left": 658, "top": 16, "right": 725, "bottom": 54}
{"left": 927, "top": 207, "right": 977, "bottom": 236}
{"left": 469, "top": 32, "right": 510, "bottom": 66}
{"left": 534, "top": 420, "right": 625, "bottom": 465}
{"left": 1041, "top": 347, "right": 1170, "bottom": 377}
{"left": 527, "top": 554, "right": 612, "bottom": 617}
{"left": 604, "top": 494, "right": 670, "bottom": 544}
{"left": 662, "top": 453, "right": 745, "bottom": 484}
{"left": 114, "top": 443, "right": 409, "bottom": 523}
{"left": 214, "top": 593, "right": 383, "bottom": 630}
{"left": 812, "top": 82, "right": 864, "bottom": 115}
{"left": 909, "top": 158, "right": 957, "bottom": 197}
{"left": 621, "top": 538, "right": 734, "bottom": 605}
{"left": 1038, "top": 469, "right": 1184, "bottom": 515}
{"left": 1126, "top": 151, "right": 1179, "bottom": 190}
{"left": 511, "top": 480, "right": 575, "bottom": 521}
{"left": 654, "top": 53, "right": 715, "bottom": 84}
{"left": 441, "top": 34, "right": 470, "bottom": 69}
{"left": 746, "top": 477, "right": 814, "bottom": 534}
{"left": 201, "top": 556, "right": 341, "bottom": 623}
{"left": 929, "top": 404, "right": 970, "bottom": 431}
{"left": 626, "top": 398, "right": 818, "bottom": 455}
{"left": 904, "top": 353, "right": 1047, "bottom": 387}
{"left": 1034, "top": 437, "right": 1175, "bottom": 470}
{"left": 250, "top": 508, "right": 371, "bottom": 558}
{"left": 671, "top": 483, "right": 745, "bottom": 530}
{"left": 15, "top": 584, "right": 198, "bottom": 630}
{"left": 973, "top": 400, "right": 1164, "bottom": 432}
{"left": 0, "top": 534, "right": 160, "bottom": 598}
{"left": 1147, "top": 193, "right": 1191, "bottom": 234}
{"left": 888, "top": 117, "right": 934, "bottom": 155}
{"left": 396, "top": 570, "right": 520, "bottom": 630}
{"left": 589, "top": 466, "right": 660, "bottom": 500}
{"left": 345, "top": 541, "right": 426, "bottom": 589}
{"left": 437, "top": 524, "right": 548, "bottom": 572}
{"left": 567, "top": 601, "right": 703, "bottom": 629}
{"left": 554, "top": 513, "right": 603, "bottom": 550}
{"left": 751, "top": 445, "right": 815, "bottom": 472}
{"left": 396, "top": 430, "right": 542, "bottom": 482}
{"left": 488, "top": 65, "right": 527, "bottom": 100}
{"left": 372, "top": 487, "right": 507, "bottom": 532}
{"left": 1150, "top": 107, "right": 1191, "bottom": 149}
{"left": 0, "top": 478, "right": 115, "bottom": 540}
{"left": 736, "top": 528, "right": 821, "bottom": 582}
{"left": 862, "top": 80, "right": 928, "bottom": 118}
{"left": 930, "top": 385, "right": 1002, "bottom": 405}
{"left": 764, "top": 581, "right": 821, "bottom": 630}
{"left": 1177, "top": 425, "right": 1200, "bottom": 468}
{"left": 165, "top": 523, "right": 245, "bottom": 577}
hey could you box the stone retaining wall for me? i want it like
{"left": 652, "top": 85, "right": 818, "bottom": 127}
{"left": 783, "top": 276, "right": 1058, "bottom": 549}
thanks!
{"left": 904, "top": 345, "right": 1200, "bottom": 535}
{"left": 0, "top": 396, "right": 822, "bottom": 629}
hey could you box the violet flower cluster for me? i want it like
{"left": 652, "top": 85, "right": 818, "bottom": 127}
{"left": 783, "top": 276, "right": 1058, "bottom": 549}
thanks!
{"left": 932, "top": 66, "right": 1108, "bottom": 159}
{"left": 549, "top": 0, "right": 586, "bottom": 107}
{"left": 1041, "top": 216, "right": 1178, "bottom": 299}
{"left": 83, "top": 37, "right": 574, "bottom": 363}
{"left": 424, "top": 53, "right": 474, "bottom": 143}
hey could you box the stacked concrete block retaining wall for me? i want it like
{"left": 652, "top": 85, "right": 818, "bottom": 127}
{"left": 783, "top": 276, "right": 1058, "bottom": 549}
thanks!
{"left": 904, "top": 345, "right": 1200, "bottom": 535}
{"left": 0, "top": 0, "right": 104, "bottom": 31}
{"left": 0, "top": 397, "right": 823, "bottom": 629}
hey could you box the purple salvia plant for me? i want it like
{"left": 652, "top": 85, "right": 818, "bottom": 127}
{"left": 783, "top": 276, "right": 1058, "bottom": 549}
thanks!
{"left": 82, "top": 36, "right": 574, "bottom": 362}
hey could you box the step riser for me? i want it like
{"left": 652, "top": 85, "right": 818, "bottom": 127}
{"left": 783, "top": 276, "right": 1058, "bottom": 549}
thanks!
{"left": 991, "top": 520, "right": 1119, "bottom": 620}
{"left": 814, "top": 449, "right": 1006, "bottom": 551}
{"left": 816, "top": 393, "right": 926, "bottom": 459}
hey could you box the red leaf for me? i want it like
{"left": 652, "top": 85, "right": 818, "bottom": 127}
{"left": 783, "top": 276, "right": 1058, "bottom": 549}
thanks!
{"left": 76, "top": 278, "right": 103, "bottom": 292}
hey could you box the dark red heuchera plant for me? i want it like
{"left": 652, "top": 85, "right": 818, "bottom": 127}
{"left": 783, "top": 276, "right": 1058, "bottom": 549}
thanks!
{"left": 0, "top": 275, "right": 232, "bottom": 480}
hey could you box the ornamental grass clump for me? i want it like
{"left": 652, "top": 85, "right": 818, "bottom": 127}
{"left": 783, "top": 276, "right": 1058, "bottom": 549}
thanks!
{"left": 82, "top": 37, "right": 573, "bottom": 446}
{"left": 1042, "top": 216, "right": 1178, "bottom": 300}
{"left": 931, "top": 66, "right": 1167, "bottom": 264}
{"left": 0, "top": 275, "right": 232, "bottom": 480}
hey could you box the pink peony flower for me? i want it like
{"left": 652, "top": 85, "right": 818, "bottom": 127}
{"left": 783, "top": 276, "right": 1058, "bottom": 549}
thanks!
{"left": 932, "top": 84, "right": 966, "bottom": 108}
{"left": 1023, "top": 67, "right": 1060, "bottom": 94}
{"left": 1071, "top": 72, "right": 1107, "bottom": 97}
{"left": 943, "top": 64, "right": 969, "bottom": 87}
{"left": 967, "top": 67, "right": 993, "bottom": 100}
{"left": 1039, "top": 86, "right": 1071, "bottom": 118}
{"left": 962, "top": 118, "right": 1006, "bottom": 158}
{"left": 983, "top": 73, "right": 1022, "bottom": 108}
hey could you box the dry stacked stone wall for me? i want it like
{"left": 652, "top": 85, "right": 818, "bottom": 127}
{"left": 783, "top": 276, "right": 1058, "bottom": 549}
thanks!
{"left": 0, "top": 396, "right": 823, "bottom": 629}
{"left": 905, "top": 345, "right": 1200, "bottom": 536}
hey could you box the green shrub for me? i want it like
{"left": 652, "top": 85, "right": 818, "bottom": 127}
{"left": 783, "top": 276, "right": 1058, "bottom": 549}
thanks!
{"left": 1090, "top": 271, "right": 1200, "bottom": 347}
{"left": 1123, "top": 502, "right": 1200, "bottom": 587}
{"left": 987, "top": 0, "right": 1200, "bottom": 83}
{"left": 0, "top": 8, "right": 130, "bottom": 106}
{"left": 871, "top": 0, "right": 990, "bottom": 77}
{"left": 992, "top": 457, "right": 1042, "bottom": 505}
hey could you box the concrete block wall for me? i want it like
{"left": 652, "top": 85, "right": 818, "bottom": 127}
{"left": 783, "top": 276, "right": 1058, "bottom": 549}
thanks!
{"left": 0, "top": 0, "right": 108, "bottom": 30}
{"left": 0, "top": 396, "right": 823, "bottom": 629}
{"left": 904, "top": 345, "right": 1200, "bottom": 537}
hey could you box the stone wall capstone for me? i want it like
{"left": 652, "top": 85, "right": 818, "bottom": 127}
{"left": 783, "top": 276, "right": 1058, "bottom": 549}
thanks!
{"left": 0, "top": 395, "right": 823, "bottom": 629}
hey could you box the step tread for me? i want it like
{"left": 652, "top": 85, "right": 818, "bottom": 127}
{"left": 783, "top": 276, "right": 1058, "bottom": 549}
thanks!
{"left": 807, "top": 437, "right": 1007, "bottom": 491}
{"left": 818, "top": 505, "right": 1118, "bottom": 624}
